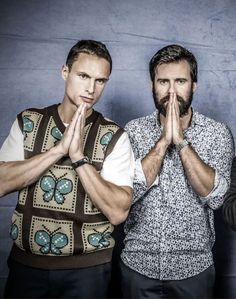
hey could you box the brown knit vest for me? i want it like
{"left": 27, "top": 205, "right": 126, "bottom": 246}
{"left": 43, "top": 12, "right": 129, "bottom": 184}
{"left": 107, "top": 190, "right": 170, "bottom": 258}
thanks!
{"left": 9, "top": 104, "right": 124, "bottom": 269}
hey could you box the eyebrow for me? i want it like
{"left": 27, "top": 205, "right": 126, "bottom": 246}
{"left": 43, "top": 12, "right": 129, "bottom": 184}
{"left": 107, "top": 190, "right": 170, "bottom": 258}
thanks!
{"left": 77, "top": 71, "right": 109, "bottom": 81}
{"left": 156, "top": 78, "right": 188, "bottom": 81}
{"left": 96, "top": 77, "right": 109, "bottom": 82}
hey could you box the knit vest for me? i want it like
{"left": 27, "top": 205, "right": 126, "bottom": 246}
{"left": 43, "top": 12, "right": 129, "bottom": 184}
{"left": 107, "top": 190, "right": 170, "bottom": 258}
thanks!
{"left": 9, "top": 104, "right": 124, "bottom": 269}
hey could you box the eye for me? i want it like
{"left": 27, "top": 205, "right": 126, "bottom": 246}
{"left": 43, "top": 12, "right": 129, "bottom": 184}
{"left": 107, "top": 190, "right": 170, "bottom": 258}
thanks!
{"left": 96, "top": 79, "right": 106, "bottom": 85}
{"left": 78, "top": 73, "right": 88, "bottom": 80}
{"left": 157, "top": 79, "right": 168, "bottom": 86}
{"left": 176, "top": 79, "right": 187, "bottom": 85}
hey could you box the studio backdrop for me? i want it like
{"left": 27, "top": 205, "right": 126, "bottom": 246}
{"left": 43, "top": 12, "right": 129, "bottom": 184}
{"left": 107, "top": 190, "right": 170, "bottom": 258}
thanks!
{"left": 0, "top": 0, "right": 236, "bottom": 298}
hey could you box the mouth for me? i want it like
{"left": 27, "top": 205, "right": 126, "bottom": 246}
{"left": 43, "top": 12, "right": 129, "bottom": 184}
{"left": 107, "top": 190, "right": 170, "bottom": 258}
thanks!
{"left": 81, "top": 96, "right": 94, "bottom": 103}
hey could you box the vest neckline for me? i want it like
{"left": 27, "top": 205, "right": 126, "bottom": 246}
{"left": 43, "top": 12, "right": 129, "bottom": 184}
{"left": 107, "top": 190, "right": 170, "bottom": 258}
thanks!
{"left": 48, "top": 104, "right": 101, "bottom": 133}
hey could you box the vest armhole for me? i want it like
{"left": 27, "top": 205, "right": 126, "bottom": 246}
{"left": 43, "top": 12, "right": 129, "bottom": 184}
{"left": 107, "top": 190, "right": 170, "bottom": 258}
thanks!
{"left": 104, "top": 128, "right": 124, "bottom": 159}
{"left": 17, "top": 112, "right": 24, "bottom": 132}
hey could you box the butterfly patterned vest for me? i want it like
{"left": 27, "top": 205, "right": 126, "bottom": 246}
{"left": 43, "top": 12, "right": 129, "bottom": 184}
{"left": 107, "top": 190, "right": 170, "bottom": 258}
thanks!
{"left": 9, "top": 104, "right": 124, "bottom": 269}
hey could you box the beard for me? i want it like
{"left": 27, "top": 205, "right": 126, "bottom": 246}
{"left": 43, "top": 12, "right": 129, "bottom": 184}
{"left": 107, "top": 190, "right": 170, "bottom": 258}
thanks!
{"left": 153, "top": 87, "right": 193, "bottom": 117}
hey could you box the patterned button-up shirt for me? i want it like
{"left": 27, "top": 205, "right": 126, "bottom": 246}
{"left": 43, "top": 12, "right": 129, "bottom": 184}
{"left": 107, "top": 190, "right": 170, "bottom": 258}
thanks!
{"left": 121, "top": 110, "right": 234, "bottom": 280}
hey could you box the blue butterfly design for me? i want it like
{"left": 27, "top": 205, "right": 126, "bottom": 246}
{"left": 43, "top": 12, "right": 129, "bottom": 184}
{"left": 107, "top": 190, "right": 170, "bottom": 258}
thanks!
{"left": 35, "top": 225, "right": 68, "bottom": 255}
{"left": 40, "top": 171, "right": 73, "bottom": 204}
{"left": 10, "top": 222, "right": 18, "bottom": 240}
{"left": 100, "top": 131, "right": 113, "bottom": 147}
{"left": 51, "top": 127, "right": 63, "bottom": 144}
{"left": 88, "top": 227, "right": 112, "bottom": 249}
{"left": 23, "top": 116, "right": 34, "bottom": 140}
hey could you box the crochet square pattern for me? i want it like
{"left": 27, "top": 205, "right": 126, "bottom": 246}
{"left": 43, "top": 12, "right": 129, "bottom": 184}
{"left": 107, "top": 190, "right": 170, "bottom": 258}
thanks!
{"left": 81, "top": 221, "right": 114, "bottom": 253}
{"left": 30, "top": 216, "right": 74, "bottom": 256}
{"left": 33, "top": 165, "right": 78, "bottom": 213}
{"left": 22, "top": 111, "right": 43, "bottom": 152}
{"left": 92, "top": 125, "right": 119, "bottom": 162}
{"left": 10, "top": 211, "right": 24, "bottom": 250}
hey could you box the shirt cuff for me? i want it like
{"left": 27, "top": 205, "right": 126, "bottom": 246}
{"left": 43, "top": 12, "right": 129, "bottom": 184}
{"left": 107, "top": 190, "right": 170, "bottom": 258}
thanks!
{"left": 201, "top": 169, "right": 228, "bottom": 200}
{"left": 134, "top": 158, "right": 159, "bottom": 187}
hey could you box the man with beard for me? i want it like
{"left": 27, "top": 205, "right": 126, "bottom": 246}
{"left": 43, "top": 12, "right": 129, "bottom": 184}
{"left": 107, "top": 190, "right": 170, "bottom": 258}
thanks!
{"left": 120, "top": 44, "right": 234, "bottom": 299}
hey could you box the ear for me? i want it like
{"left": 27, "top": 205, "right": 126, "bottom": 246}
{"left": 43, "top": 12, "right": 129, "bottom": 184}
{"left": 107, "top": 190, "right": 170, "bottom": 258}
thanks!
{"left": 61, "top": 64, "right": 69, "bottom": 81}
{"left": 192, "top": 82, "right": 197, "bottom": 93}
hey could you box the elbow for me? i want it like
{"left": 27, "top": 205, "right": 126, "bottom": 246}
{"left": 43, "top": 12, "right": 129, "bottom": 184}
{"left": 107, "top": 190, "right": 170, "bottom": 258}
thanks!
{"left": 107, "top": 194, "right": 132, "bottom": 225}
{"left": 0, "top": 183, "right": 8, "bottom": 198}
{"left": 0, "top": 177, "right": 7, "bottom": 197}
{"left": 0, "top": 181, "right": 15, "bottom": 197}
{"left": 108, "top": 209, "right": 130, "bottom": 226}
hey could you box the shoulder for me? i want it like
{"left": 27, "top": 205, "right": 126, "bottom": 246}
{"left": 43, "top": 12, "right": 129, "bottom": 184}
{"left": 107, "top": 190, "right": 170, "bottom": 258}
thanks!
{"left": 125, "top": 112, "right": 157, "bottom": 134}
{"left": 17, "top": 104, "right": 58, "bottom": 131}
{"left": 96, "top": 111, "right": 123, "bottom": 131}
{"left": 17, "top": 104, "right": 58, "bottom": 117}
{"left": 103, "top": 116, "right": 122, "bottom": 129}
{"left": 194, "top": 111, "right": 233, "bottom": 137}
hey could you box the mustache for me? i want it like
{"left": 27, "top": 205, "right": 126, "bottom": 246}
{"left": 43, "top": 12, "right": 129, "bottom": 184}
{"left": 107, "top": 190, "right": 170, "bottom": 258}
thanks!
{"left": 159, "top": 94, "right": 185, "bottom": 105}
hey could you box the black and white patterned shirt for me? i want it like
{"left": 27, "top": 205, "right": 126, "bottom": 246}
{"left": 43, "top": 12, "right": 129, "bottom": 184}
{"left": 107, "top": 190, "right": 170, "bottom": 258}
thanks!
{"left": 121, "top": 109, "right": 234, "bottom": 280}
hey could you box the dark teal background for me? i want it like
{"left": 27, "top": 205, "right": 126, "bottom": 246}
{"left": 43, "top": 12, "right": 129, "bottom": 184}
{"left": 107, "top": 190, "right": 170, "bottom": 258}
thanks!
{"left": 0, "top": 1, "right": 236, "bottom": 297}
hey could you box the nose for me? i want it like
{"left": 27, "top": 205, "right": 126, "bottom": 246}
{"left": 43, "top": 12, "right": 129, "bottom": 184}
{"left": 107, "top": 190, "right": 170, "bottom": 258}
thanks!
{"left": 168, "top": 82, "right": 176, "bottom": 94}
{"left": 86, "top": 79, "right": 95, "bottom": 94}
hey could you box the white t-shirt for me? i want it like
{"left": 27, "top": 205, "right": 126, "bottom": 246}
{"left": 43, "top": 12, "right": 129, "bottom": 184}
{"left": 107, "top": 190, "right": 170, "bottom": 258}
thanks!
{"left": 0, "top": 119, "right": 134, "bottom": 188}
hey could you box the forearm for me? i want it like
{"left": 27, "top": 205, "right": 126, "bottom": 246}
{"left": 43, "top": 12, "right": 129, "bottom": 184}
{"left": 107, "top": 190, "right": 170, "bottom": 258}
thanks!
{"left": 142, "top": 138, "right": 168, "bottom": 187}
{"left": 180, "top": 145, "right": 215, "bottom": 197}
{"left": 0, "top": 146, "right": 64, "bottom": 197}
{"left": 75, "top": 164, "right": 132, "bottom": 225}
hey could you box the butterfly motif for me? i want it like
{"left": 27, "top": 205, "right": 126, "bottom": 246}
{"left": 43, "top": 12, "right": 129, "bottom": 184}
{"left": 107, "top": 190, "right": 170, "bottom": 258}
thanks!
{"left": 100, "top": 131, "right": 113, "bottom": 146}
{"left": 10, "top": 222, "right": 18, "bottom": 240}
{"left": 88, "top": 227, "right": 112, "bottom": 249}
{"left": 51, "top": 127, "right": 63, "bottom": 144}
{"left": 23, "top": 116, "right": 34, "bottom": 140}
{"left": 35, "top": 225, "right": 68, "bottom": 255}
{"left": 100, "top": 131, "right": 114, "bottom": 152}
{"left": 40, "top": 171, "right": 73, "bottom": 204}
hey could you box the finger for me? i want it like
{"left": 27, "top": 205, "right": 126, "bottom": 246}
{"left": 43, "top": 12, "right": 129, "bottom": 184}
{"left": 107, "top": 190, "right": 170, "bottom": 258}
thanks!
{"left": 166, "top": 100, "right": 171, "bottom": 120}
{"left": 172, "top": 94, "right": 179, "bottom": 118}
{"left": 173, "top": 101, "right": 179, "bottom": 127}
{"left": 175, "top": 96, "right": 180, "bottom": 115}
{"left": 70, "top": 114, "right": 83, "bottom": 150}
{"left": 71, "top": 107, "right": 81, "bottom": 127}
{"left": 64, "top": 112, "right": 78, "bottom": 137}
{"left": 75, "top": 109, "right": 86, "bottom": 140}
{"left": 71, "top": 103, "right": 88, "bottom": 128}
{"left": 169, "top": 93, "right": 174, "bottom": 117}
{"left": 64, "top": 106, "right": 83, "bottom": 143}
{"left": 164, "top": 95, "right": 173, "bottom": 142}
{"left": 166, "top": 94, "right": 173, "bottom": 119}
{"left": 80, "top": 103, "right": 88, "bottom": 118}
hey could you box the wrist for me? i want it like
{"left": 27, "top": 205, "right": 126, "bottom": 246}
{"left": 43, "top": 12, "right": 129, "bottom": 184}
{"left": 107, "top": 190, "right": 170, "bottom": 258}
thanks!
{"left": 176, "top": 139, "right": 190, "bottom": 153}
{"left": 71, "top": 156, "right": 93, "bottom": 169}
{"left": 70, "top": 155, "right": 84, "bottom": 163}
{"left": 173, "top": 136, "right": 184, "bottom": 145}
{"left": 158, "top": 137, "right": 170, "bottom": 150}
{"left": 50, "top": 145, "right": 66, "bottom": 159}
{"left": 70, "top": 152, "right": 84, "bottom": 163}
{"left": 153, "top": 138, "right": 169, "bottom": 156}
